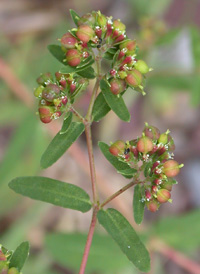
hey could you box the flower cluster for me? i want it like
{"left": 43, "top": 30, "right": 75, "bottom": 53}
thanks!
{"left": 0, "top": 246, "right": 20, "bottom": 274}
{"left": 34, "top": 72, "right": 88, "bottom": 123}
{"left": 109, "top": 123, "right": 183, "bottom": 212}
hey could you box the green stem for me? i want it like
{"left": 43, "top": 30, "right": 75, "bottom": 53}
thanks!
{"left": 100, "top": 180, "right": 140, "bottom": 208}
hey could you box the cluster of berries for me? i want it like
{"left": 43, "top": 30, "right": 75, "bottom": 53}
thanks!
{"left": 34, "top": 72, "right": 88, "bottom": 123}
{"left": 0, "top": 246, "right": 20, "bottom": 274}
{"left": 109, "top": 123, "right": 183, "bottom": 212}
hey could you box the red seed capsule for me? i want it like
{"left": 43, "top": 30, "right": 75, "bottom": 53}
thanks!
{"left": 163, "top": 160, "right": 180, "bottom": 177}
{"left": 109, "top": 140, "right": 125, "bottom": 156}
{"left": 137, "top": 136, "right": 154, "bottom": 154}
{"left": 66, "top": 49, "right": 81, "bottom": 67}
{"left": 125, "top": 69, "right": 143, "bottom": 87}
{"left": 61, "top": 32, "right": 78, "bottom": 49}
{"left": 157, "top": 189, "right": 171, "bottom": 203}
{"left": 76, "top": 25, "right": 95, "bottom": 43}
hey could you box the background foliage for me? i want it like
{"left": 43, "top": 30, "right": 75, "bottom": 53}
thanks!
{"left": 0, "top": 0, "right": 200, "bottom": 273}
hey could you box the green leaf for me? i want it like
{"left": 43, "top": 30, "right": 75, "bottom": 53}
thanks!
{"left": 69, "top": 9, "right": 80, "bottom": 26}
{"left": 9, "top": 241, "right": 30, "bottom": 271}
{"left": 45, "top": 233, "right": 136, "bottom": 273}
{"left": 100, "top": 79, "right": 130, "bottom": 122}
{"left": 153, "top": 209, "right": 200, "bottom": 251}
{"left": 41, "top": 122, "right": 85, "bottom": 169}
{"left": 92, "top": 92, "right": 111, "bottom": 121}
{"left": 9, "top": 176, "right": 92, "bottom": 212}
{"left": 144, "top": 161, "right": 153, "bottom": 177}
{"left": 77, "top": 66, "right": 96, "bottom": 79}
{"left": 97, "top": 208, "right": 150, "bottom": 272}
{"left": 47, "top": 45, "right": 66, "bottom": 65}
{"left": 98, "top": 142, "right": 136, "bottom": 178}
{"left": 76, "top": 56, "right": 94, "bottom": 69}
{"left": 133, "top": 184, "right": 145, "bottom": 225}
{"left": 60, "top": 112, "right": 73, "bottom": 134}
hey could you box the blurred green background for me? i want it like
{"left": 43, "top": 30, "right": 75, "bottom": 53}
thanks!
{"left": 0, "top": 0, "right": 200, "bottom": 273}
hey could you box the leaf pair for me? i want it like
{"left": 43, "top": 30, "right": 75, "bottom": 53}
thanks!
{"left": 9, "top": 242, "right": 30, "bottom": 272}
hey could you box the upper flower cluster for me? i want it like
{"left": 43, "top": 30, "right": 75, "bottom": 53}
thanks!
{"left": 109, "top": 123, "right": 183, "bottom": 212}
{"left": 0, "top": 245, "right": 20, "bottom": 274}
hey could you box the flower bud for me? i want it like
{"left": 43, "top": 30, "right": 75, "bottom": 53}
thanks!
{"left": 151, "top": 185, "right": 158, "bottom": 194}
{"left": 109, "top": 140, "right": 125, "bottom": 156}
{"left": 114, "top": 34, "right": 126, "bottom": 43}
{"left": 38, "top": 106, "right": 55, "bottom": 123}
{"left": 42, "top": 84, "right": 60, "bottom": 102}
{"left": 157, "top": 189, "right": 171, "bottom": 203}
{"left": 125, "top": 69, "right": 143, "bottom": 87}
{"left": 36, "top": 72, "right": 52, "bottom": 86}
{"left": 8, "top": 267, "right": 20, "bottom": 274}
{"left": 66, "top": 49, "right": 82, "bottom": 67}
{"left": 0, "top": 251, "right": 6, "bottom": 261}
{"left": 110, "top": 69, "right": 116, "bottom": 76}
{"left": 97, "top": 13, "right": 107, "bottom": 28}
{"left": 145, "top": 189, "right": 152, "bottom": 200}
{"left": 61, "top": 96, "right": 68, "bottom": 105}
{"left": 134, "top": 60, "right": 149, "bottom": 74}
{"left": 146, "top": 199, "right": 160, "bottom": 212}
{"left": 110, "top": 78, "right": 126, "bottom": 95}
{"left": 143, "top": 124, "right": 160, "bottom": 140}
{"left": 76, "top": 25, "right": 95, "bottom": 43}
{"left": 118, "top": 70, "right": 127, "bottom": 79}
{"left": 163, "top": 160, "right": 180, "bottom": 177}
{"left": 61, "top": 32, "right": 78, "bottom": 49}
{"left": 95, "top": 27, "right": 102, "bottom": 38}
{"left": 113, "top": 19, "right": 126, "bottom": 31}
{"left": 34, "top": 86, "right": 44, "bottom": 98}
{"left": 119, "top": 40, "right": 136, "bottom": 55}
{"left": 78, "top": 13, "right": 96, "bottom": 26}
{"left": 137, "top": 136, "right": 154, "bottom": 154}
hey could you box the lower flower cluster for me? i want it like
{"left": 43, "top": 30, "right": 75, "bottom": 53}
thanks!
{"left": 109, "top": 123, "right": 183, "bottom": 212}
{"left": 0, "top": 246, "right": 19, "bottom": 274}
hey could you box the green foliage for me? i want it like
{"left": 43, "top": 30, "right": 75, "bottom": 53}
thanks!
{"left": 92, "top": 92, "right": 111, "bottom": 121}
{"left": 69, "top": 9, "right": 80, "bottom": 26}
{"left": 97, "top": 208, "right": 150, "bottom": 272}
{"left": 9, "top": 242, "right": 30, "bottom": 271}
{"left": 100, "top": 79, "right": 131, "bottom": 122}
{"left": 59, "top": 56, "right": 95, "bottom": 74}
{"left": 98, "top": 142, "right": 136, "bottom": 178}
{"left": 45, "top": 233, "right": 136, "bottom": 273}
{"left": 153, "top": 209, "right": 200, "bottom": 251}
{"left": 133, "top": 184, "right": 145, "bottom": 225}
{"left": 77, "top": 66, "right": 96, "bottom": 79}
{"left": 9, "top": 176, "right": 92, "bottom": 212}
{"left": 41, "top": 122, "right": 85, "bottom": 169}
{"left": 47, "top": 45, "right": 66, "bottom": 65}
{"left": 60, "top": 112, "right": 73, "bottom": 134}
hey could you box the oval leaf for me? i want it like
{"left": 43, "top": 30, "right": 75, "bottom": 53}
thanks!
{"left": 45, "top": 233, "right": 135, "bottom": 273}
{"left": 41, "top": 122, "right": 85, "bottom": 169}
{"left": 60, "top": 112, "right": 73, "bottom": 134}
{"left": 133, "top": 184, "right": 145, "bottom": 225}
{"left": 100, "top": 79, "right": 130, "bottom": 122}
{"left": 92, "top": 92, "right": 111, "bottom": 121}
{"left": 47, "top": 45, "right": 66, "bottom": 65}
{"left": 9, "top": 176, "right": 92, "bottom": 212}
{"left": 98, "top": 142, "right": 136, "bottom": 178}
{"left": 69, "top": 9, "right": 80, "bottom": 26}
{"left": 9, "top": 241, "right": 30, "bottom": 271}
{"left": 97, "top": 208, "right": 150, "bottom": 272}
{"left": 77, "top": 66, "right": 96, "bottom": 79}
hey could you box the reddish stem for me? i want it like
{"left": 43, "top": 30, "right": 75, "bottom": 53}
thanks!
{"left": 79, "top": 207, "right": 98, "bottom": 274}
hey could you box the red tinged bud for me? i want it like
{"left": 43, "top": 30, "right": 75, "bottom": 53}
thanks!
{"left": 157, "top": 189, "right": 171, "bottom": 203}
{"left": 109, "top": 140, "right": 125, "bottom": 156}
{"left": 114, "top": 34, "right": 125, "bottom": 43}
{"left": 66, "top": 49, "right": 81, "bottom": 67}
{"left": 121, "top": 56, "right": 133, "bottom": 65}
{"left": 145, "top": 189, "right": 152, "bottom": 200}
{"left": 113, "top": 19, "right": 126, "bottom": 31}
{"left": 125, "top": 69, "right": 143, "bottom": 87}
{"left": 95, "top": 27, "right": 102, "bottom": 38}
{"left": 38, "top": 106, "right": 54, "bottom": 123}
{"left": 146, "top": 199, "right": 160, "bottom": 212}
{"left": 76, "top": 25, "right": 95, "bottom": 43}
{"left": 97, "top": 13, "right": 107, "bottom": 28}
{"left": 61, "top": 96, "right": 68, "bottom": 105}
{"left": 59, "top": 79, "right": 67, "bottom": 88}
{"left": 120, "top": 40, "right": 137, "bottom": 55}
{"left": 0, "top": 251, "right": 6, "bottom": 261}
{"left": 42, "top": 84, "right": 60, "bottom": 102}
{"left": 137, "top": 136, "right": 154, "bottom": 154}
{"left": 36, "top": 72, "right": 52, "bottom": 86}
{"left": 163, "top": 160, "right": 180, "bottom": 177}
{"left": 154, "top": 178, "right": 162, "bottom": 185}
{"left": 118, "top": 51, "right": 125, "bottom": 59}
{"left": 106, "top": 23, "right": 113, "bottom": 37}
{"left": 152, "top": 185, "right": 158, "bottom": 193}
{"left": 143, "top": 124, "right": 160, "bottom": 140}
{"left": 110, "top": 78, "right": 126, "bottom": 95}
{"left": 70, "top": 83, "right": 76, "bottom": 93}
{"left": 110, "top": 69, "right": 116, "bottom": 76}
{"left": 61, "top": 32, "right": 77, "bottom": 49}
{"left": 157, "top": 145, "right": 166, "bottom": 156}
{"left": 130, "top": 146, "right": 139, "bottom": 157}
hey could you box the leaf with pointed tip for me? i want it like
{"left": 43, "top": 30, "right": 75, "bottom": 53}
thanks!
{"left": 133, "top": 184, "right": 145, "bottom": 225}
{"left": 41, "top": 122, "right": 85, "bottom": 169}
{"left": 97, "top": 208, "right": 150, "bottom": 272}
{"left": 60, "top": 112, "right": 73, "bottom": 134}
{"left": 92, "top": 92, "right": 111, "bottom": 121}
{"left": 69, "top": 9, "right": 80, "bottom": 26}
{"left": 48, "top": 45, "right": 66, "bottom": 65}
{"left": 9, "top": 241, "right": 30, "bottom": 271}
{"left": 98, "top": 142, "right": 136, "bottom": 178}
{"left": 9, "top": 176, "right": 92, "bottom": 212}
{"left": 100, "top": 79, "right": 130, "bottom": 122}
